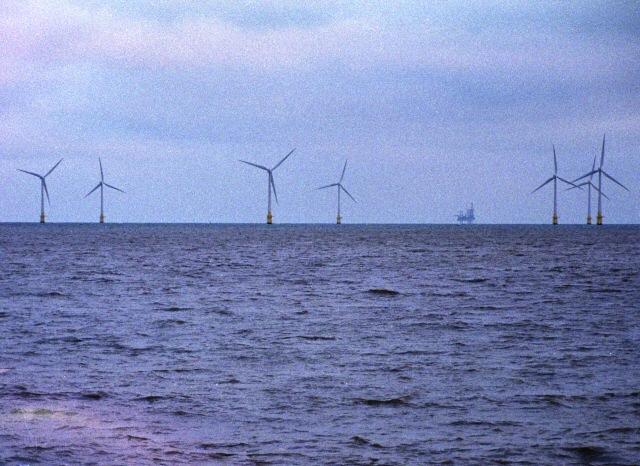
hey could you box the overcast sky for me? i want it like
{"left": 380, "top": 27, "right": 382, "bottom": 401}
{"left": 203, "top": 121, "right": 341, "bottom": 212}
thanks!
{"left": 1, "top": 1, "right": 639, "bottom": 223}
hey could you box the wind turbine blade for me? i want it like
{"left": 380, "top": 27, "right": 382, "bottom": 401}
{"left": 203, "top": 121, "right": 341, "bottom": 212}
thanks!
{"left": 592, "top": 184, "right": 610, "bottom": 200}
{"left": 557, "top": 176, "right": 581, "bottom": 189}
{"left": 600, "top": 134, "right": 605, "bottom": 168}
{"left": 340, "top": 185, "right": 356, "bottom": 202}
{"left": 269, "top": 172, "right": 278, "bottom": 204}
{"left": 531, "top": 176, "right": 554, "bottom": 194}
{"left": 43, "top": 180, "right": 51, "bottom": 204}
{"left": 572, "top": 170, "right": 598, "bottom": 183}
{"left": 339, "top": 160, "right": 348, "bottom": 182}
{"left": 601, "top": 170, "right": 629, "bottom": 191}
{"left": 272, "top": 148, "right": 296, "bottom": 170}
{"left": 99, "top": 158, "right": 104, "bottom": 181}
{"left": 553, "top": 145, "right": 557, "bottom": 174}
{"left": 317, "top": 183, "right": 339, "bottom": 190}
{"left": 104, "top": 182, "right": 125, "bottom": 193}
{"left": 85, "top": 183, "right": 102, "bottom": 198}
{"left": 566, "top": 182, "right": 588, "bottom": 191}
{"left": 17, "top": 169, "right": 43, "bottom": 179}
{"left": 239, "top": 160, "right": 269, "bottom": 171}
{"left": 44, "top": 158, "right": 63, "bottom": 178}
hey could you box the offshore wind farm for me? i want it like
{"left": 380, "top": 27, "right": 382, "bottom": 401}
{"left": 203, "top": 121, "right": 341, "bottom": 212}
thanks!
{"left": 7, "top": 135, "right": 633, "bottom": 225}
{"left": 1, "top": 2, "right": 639, "bottom": 465}
{"left": 1, "top": 4, "right": 638, "bottom": 226}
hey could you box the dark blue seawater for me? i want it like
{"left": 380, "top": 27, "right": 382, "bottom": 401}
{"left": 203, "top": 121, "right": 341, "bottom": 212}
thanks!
{"left": 1, "top": 224, "right": 639, "bottom": 465}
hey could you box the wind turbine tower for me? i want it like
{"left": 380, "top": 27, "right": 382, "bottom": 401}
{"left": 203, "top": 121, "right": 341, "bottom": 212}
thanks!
{"left": 85, "top": 158, "right": 125, "bottom": 223}
{"left": 318, "top": 160, "right": 356, "bottom": 224}
{"left": 17, "top": 159, "right": 63, "bottom": 223}
{"left": 570, "top": 155, "right": 608, "bottom": 224}
{"left": 531, "top": 146, "right": 578, "bottom": 224}
{"left": 239, "top": 149, "right": 296, "bottom": 224}
{"left": 573, "top": 135, "right": 628, "bottom": 225}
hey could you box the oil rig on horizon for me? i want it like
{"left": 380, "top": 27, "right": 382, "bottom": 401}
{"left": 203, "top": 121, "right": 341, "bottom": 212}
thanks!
{"left": 456, "top": 203, "right": 475, "bottom": 224}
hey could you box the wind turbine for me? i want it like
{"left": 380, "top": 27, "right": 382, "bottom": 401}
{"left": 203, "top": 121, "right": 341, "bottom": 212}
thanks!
{"left": 573, "top": 135, "right": 628, "bottom": 225}
{"left": 85, "top": 158, "right": 125, "bottom": 223}
{"left": 531, "top": 146, "right": 578, "bottom": 224}
{"left": 568, "top": 155, "right": 609, "bottom": 224}
{"left": 17, "top": 159, "right": 63, "bottom": 223}
{"left": 239, "top": 149, "right": 296, "bottom": 224}
{"left": 317, "top": 160, "right": 356, "bottom": 224}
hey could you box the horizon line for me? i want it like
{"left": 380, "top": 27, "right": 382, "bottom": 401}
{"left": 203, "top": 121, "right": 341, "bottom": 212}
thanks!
{"left": 1, "top": 222, "right": 638, "bottom": 226}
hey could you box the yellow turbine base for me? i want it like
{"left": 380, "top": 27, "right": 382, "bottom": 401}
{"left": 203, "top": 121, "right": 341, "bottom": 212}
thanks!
{"left": 587, "top": 214, "right": 592, "bottom": 225}
{"left": 597, "top": 212, "right": 603, "bottom": 225}
{"left": 40, "top": 213, "right": 45, "bottom": 223}
{"left": 552, "top": 213, "right": 558, "bottom": 225}
{"left": 267, "top": 211, "right": 273, "bottom": 224}
{"left": 337, "top": 215, "right": 341, "bottom": 224}
{"left": 100, "top": 214, "right": 104, "bottom": 223}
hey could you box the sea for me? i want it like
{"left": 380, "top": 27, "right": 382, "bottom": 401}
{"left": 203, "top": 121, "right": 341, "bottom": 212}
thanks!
{"left": 0, "top": 224, "right": 638, "bottom": 465}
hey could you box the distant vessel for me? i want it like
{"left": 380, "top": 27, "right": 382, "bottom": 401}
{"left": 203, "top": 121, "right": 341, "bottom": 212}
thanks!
{"left": 456, "top": 203, "right": 475, "bottom": 224}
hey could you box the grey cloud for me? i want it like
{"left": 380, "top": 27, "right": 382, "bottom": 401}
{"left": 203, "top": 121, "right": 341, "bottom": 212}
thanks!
{"left": 1, "top": 1, "right": 638, "bottom": 223}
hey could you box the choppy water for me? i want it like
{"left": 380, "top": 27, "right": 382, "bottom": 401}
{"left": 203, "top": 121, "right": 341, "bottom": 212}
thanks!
{"left": 0, "top": 224, "right": 639, "bottom": 465}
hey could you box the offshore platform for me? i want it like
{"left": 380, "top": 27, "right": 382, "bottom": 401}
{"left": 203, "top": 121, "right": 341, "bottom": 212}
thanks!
{"left": 456, "top": 203, "right": 475, "bottom": 224}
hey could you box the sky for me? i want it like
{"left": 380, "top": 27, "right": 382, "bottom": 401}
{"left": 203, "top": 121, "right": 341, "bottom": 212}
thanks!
{"left": 1, "top": 0, "right": 639, "bottom": 224}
